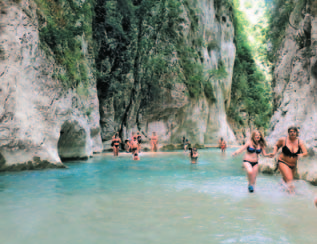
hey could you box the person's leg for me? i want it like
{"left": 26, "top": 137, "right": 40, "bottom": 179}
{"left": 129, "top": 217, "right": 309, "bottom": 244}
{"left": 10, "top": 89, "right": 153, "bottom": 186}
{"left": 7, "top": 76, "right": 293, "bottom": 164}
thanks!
{"left": 251, "top": 164, "right": 259, "bottom": 186}
{"left": 113, "top": 146, "right": 116, "bottom": 156}
{"left": 243, "top": 162, "right": 253, "bottom": 186}
{"left": 278, "top": 162, "right": 295, "bottom": 193}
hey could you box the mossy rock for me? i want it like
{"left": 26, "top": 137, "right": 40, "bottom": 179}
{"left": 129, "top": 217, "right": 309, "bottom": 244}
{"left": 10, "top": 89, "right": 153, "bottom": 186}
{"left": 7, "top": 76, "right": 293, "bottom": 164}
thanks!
{"left": 192, "top": 143, "right": 205, "bottom": 149}
{"left": 176, "top": 144, "right": 184, "bottom": 150}
{"left": 143, "top": 147, "right": 150, "bottom": 152}
{"left": 160, "top": 144, "right": 176, "bottom": 151}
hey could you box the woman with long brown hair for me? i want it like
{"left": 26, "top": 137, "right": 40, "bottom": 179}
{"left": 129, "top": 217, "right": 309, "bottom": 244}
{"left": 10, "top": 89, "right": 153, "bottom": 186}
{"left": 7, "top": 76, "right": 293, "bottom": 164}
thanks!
{"left": 270, "top": 126, "right": 308, "bottom": 193}
{"left": 232, "top": 130, "right": 271, "bottom": 193}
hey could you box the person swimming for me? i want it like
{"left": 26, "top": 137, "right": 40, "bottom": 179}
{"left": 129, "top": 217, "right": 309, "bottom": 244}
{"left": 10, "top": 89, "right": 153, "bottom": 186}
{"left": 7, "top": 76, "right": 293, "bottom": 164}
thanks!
{"left": 232, "top": 130, "right": 271, "bottom": 193}
{"left": 133, "top": 152, "right": 140, "bottom": 161}
{"left": 189, "top": 147, "right": 198, "bottom": 164}
{"left": 270, "top": 126, "right": 308, "bottom": 194}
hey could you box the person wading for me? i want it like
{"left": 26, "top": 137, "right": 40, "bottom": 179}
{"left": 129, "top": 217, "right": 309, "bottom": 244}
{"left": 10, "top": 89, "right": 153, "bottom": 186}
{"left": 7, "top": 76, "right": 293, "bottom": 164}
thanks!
{"left": 232, "top": 130, "right": 271, "bottom": 193}
{"left": 270, "top": 126, "right": 308, "bottom": 194}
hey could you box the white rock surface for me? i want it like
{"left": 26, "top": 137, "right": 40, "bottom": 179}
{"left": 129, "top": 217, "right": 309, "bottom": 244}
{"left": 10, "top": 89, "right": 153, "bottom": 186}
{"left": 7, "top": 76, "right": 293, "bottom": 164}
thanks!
{"left": 0, "top": 1, "right": 102, "bottom": 170}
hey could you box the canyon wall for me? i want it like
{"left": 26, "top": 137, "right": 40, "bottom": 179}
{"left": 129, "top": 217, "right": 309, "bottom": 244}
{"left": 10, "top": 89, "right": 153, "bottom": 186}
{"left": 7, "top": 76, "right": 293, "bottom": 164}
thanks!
{"left": 0, "top": 0, "right": 102, "bottom": 171}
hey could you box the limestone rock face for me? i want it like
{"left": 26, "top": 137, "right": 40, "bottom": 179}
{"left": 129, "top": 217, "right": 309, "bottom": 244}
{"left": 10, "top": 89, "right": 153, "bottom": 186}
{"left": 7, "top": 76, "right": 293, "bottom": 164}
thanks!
{"left": 0, "top": 0, "right": 102, "bottom": 171}
{"left": 98, "top": 0, "right": 236, "bottom": 145}
{"left": 266, "top": 5, "right": 317, "bottom": 151}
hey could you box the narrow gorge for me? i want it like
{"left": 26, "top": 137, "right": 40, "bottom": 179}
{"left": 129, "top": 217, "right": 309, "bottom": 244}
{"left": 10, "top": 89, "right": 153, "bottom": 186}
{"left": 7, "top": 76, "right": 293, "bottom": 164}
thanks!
{"left": 0, "top": 0, "right": 316, "bottom": 175}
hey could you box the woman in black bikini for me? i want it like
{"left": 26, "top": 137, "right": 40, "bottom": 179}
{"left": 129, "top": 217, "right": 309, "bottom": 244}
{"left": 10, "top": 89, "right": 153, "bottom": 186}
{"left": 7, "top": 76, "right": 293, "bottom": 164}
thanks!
{"left": 270, "top": 126, "right": 307, "bottom": 193}
{"left": 111, "top": 132, "right": 121, "bottom": 156}
{"left": 232, "top": 130, "right": 270, "bottom": 193}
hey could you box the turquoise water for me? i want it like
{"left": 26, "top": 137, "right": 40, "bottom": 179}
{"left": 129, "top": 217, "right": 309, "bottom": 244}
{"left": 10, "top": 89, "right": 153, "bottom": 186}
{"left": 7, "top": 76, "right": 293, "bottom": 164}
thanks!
{"left": 0, "top": 149, "right": 317, "bottom": 244}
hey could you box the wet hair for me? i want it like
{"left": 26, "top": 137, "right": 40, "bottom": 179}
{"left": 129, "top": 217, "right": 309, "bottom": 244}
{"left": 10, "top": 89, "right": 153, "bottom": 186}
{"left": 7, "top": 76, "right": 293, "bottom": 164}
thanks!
{"left": 220, "top": 137, "right": 223, "bottom": 141}
{"left": 115, "top": 132, "right": 119, "bottom": 138}
{"left": 251, "top": 130, "right": 267, "bottom": 148}
{"left": 288, "top": 126, "right": 299, "bottom": 136}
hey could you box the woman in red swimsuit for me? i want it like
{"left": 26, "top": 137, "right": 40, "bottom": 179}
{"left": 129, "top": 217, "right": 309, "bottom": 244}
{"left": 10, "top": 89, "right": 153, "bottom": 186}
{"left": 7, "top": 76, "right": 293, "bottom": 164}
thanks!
{"left": 270, "top": 126, "right": 308, "bottom": 193}
{"left": 232, "top": 130, "right": 270, "bottom": 193}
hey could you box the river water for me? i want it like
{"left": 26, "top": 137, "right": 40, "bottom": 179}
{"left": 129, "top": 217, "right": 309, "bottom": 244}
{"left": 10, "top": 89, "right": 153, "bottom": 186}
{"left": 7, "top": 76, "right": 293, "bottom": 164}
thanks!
{"left": 0, "top": 149, "right": 316, "bottom": 244}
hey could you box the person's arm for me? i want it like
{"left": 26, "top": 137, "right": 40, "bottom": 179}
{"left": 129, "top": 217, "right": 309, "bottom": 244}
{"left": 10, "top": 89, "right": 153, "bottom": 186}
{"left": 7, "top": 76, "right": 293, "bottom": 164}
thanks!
{"left": 261, "top": 147, "right": 270, "bottom": 157}
{"left": 270, "top": 138, "right": 284, "bottom": 157}
{"left": 298, "top": 139, "right": 308, "bottom": 158}
{"left": 232, "top": 142, "right": 249, "bottom": 157}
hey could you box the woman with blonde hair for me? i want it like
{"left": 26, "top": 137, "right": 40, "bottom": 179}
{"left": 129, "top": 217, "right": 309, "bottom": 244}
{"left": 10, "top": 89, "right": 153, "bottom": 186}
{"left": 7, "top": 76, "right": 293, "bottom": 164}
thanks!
{"left": 232, "top": 130, "right": 271, "bottom": 193}
{"left": 270, "top": 126, "right": 307, "bottom": 193}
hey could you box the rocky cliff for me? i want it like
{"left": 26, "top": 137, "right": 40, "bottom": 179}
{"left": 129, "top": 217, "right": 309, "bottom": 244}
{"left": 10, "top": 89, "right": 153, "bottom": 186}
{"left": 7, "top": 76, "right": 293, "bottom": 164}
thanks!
{"left": 96, "top": 0, "right": 237, "bottom": 146}
{"left": 266, "top": 1, "right": 317, "bottom": 151}
{"left": 0, "top": 0, "right": 102, "bottom": 171}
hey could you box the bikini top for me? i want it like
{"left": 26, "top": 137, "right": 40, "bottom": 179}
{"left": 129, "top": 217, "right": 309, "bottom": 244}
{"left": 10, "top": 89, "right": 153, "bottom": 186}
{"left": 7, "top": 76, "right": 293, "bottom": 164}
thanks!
{"left": 247, "top": 145, "right": 262, "bottom": 154}
{"left": 282, "top": 137, "right": 301, "bottom": 158}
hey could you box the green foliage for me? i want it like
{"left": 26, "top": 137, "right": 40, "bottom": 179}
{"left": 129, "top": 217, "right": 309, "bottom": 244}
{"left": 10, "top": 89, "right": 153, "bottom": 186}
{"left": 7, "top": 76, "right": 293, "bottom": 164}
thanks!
{"left": 266, "top": 0, "right": 307, "bottom": 62}
{"left": 35, "top": 0, "right": 93, "bottom": 90}
{"left": 95, "top": 0, "right": 212, "bottom": 106}
{"left": 178, "top": 45, "right": 204, "bottom": 99}
{"left": 208, "top": 61, "right": 228, "bottom": 80}
{"left": 229, "top": 0, "right": 272, "bottom": 129}
{"left": 214, "top": 0, "right": 233, "bottom": 10}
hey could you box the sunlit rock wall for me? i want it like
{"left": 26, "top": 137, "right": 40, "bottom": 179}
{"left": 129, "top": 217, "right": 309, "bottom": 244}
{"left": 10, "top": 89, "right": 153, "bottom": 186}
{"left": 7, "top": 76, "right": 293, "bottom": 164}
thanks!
{"left": 0, "top": 0, "right": 102, "bottom": 171}
{"left": 266, "top": 2, "right": 317, "bottom": 152}
{"left": 98, "top": 0, "right": 236, "bottom": 145}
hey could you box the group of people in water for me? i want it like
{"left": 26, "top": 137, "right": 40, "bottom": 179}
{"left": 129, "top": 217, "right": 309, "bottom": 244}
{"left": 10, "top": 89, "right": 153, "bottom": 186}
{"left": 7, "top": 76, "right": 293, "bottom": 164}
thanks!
{"left": 111, "top": 131, "right": 158, "bottom": 160}
{"left": 232, "top": 126, "right": 307, "bottom": 194}
{"left": 111, "top": 126, "right": 310, "bottom": 195}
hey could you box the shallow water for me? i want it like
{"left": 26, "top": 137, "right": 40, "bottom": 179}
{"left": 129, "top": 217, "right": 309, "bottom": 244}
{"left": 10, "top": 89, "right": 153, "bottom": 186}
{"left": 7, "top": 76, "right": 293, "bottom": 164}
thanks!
{"left": 0, "top": 149, "right": 317, "bottom": 244}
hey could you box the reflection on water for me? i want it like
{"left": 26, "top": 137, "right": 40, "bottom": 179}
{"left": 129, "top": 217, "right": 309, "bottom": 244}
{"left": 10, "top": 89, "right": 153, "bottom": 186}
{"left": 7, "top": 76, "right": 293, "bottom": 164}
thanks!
{"left": 0, "top": 149, "right": 316, "bottom": 244}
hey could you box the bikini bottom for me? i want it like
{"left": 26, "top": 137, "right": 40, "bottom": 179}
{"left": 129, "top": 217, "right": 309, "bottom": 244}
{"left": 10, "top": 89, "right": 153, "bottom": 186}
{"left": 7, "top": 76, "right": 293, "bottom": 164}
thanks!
{"left": 243, "top": 160, "right": 258, "bottom": 167}
{"left": 276, "top": 160, "right": 296, "bottom": 170}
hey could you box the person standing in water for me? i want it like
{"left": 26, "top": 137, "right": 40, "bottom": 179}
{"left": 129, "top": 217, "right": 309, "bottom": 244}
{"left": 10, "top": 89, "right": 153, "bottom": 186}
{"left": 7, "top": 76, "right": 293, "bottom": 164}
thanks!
{"left": 137, "top": 131, "right": 142, "bottom": 153}
{"left": 130, "top": 136, "right": 139, "bottom": 159}
{"left": 232, "top": 130, "right": 270, "bottom": 193}
{"left": 151, "top": 132, "right": 158, "bottom": 152}
{"left": 270, "top": 126, "right": 308, "bottom": 194}
{"left": 189, "top": 147, "right": 198, "bottom": 164}
{"left": 111, "top": 132, "right": 121, "bottom": 156}
{"left": 218, "top": 137, "right": 227, "bottom": 153}
{"left": 184, "top": 139, "right": 191, "bottom": 152}
{"left": 124, "top": 139, "right": 130, "bottom": 153}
